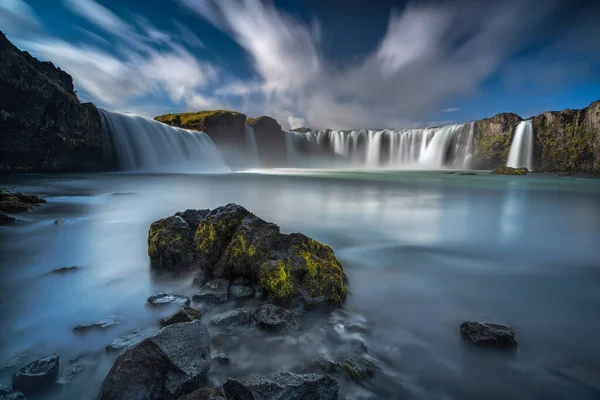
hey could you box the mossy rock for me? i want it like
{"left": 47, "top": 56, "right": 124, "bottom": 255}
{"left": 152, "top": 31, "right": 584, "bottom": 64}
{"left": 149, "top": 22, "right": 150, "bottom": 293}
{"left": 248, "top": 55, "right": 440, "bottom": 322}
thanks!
{"left": 154, "top": 110, "right": 245, "bottom": 132}
{"left": 0, "top": 189, "right": 46, "bottom": 213}
{"left": 491, "top": 166, "right": 528, "bottom": 175}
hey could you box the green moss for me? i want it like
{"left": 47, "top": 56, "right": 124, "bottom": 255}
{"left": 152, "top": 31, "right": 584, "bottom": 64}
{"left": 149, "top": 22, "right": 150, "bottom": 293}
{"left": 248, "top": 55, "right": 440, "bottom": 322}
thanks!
{"left": 535, "top": 120, "right": 594, "bottom": 171}
{"left": 229, "top": 230, "right": 257, "bottom": 258}
{"left": 259, "top": 260, "right": 295, "bottom": 301}
{"left": 154, "top": 110, "right": 242, "bottom": 129}
{"left": 196, "top": 222, "right": 217, "bottom": 253}
{"left": 491, "top": 165, "right": 528, "bottom": 175}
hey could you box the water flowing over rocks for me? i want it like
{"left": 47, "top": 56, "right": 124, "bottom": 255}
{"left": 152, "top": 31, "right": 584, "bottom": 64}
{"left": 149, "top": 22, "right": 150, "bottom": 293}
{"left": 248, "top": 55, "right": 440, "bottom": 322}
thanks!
{"left": 12, "top": 354, "right": 59, "bottom": 395}
{"left": 147, "top": 293, "right": 191, "bottom": 306}
{"left": 0, "top": 31, "right": 114, "bottom": 173}
{"left": 73, "top": 316, "right": 122, "bottom": 332}
{"left": 98, "top": 321, "right": 211, "bottom": 400}
{"left": 149, "top": 203, "right": 348, "bottom": 306}
{"left": 105, "top": 328, "right": 157, "bottom": 352}
{"left": 460, "top": 321, "right": 518, "bottom": 348}
{"left": 222, "top": 371, "right": 339, "bottom": 400}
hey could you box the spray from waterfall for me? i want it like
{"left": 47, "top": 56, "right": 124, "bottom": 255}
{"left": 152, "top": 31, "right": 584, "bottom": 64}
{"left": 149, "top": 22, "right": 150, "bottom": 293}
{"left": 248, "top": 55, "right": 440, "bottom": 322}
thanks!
{"left": 244, "top": 125, "right": 260, "bottom": 167}
{"left": 507, "top": 121, "right": 534, "bottom": 170}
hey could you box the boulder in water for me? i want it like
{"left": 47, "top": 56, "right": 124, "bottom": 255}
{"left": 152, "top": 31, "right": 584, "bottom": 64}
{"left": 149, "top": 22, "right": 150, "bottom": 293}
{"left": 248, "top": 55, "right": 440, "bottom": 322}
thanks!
{"left": 12, "top": 354, "right": 59, "bottom": 395}
{"left": 193, "top": 279, "right": 229, "bottom": 303}
{"left": 160, "top": 305, "right": 202, "bottom": 327}
{"left": 222, "top": 371, "right": 338, "bottom": 400}
{"left": 342, "top": 354, "right": 377, "bottom": 381}
{"left": 98, "top": 321, "right": 211, "bottom": 400}
{"left": 106, "top": 328, "right": 157, "bottom": 352}
{"left": 491, "top": 166, "right": 528, "bottom": 175}
{"left": 0, "top": 384, "right": 25, "bottom": 400}
{"left": 0, "top": 212, "right": 16, "bottom": 225}
{"left": 0, "top": 189, "right": 46, "bottom": 213}
{"left": 50, "top": 266, "right": 79, "bottom": 274}
{"left": 147, "top": 293, "right": 190, "bottom": 306}
{"left": 254, "top": 304, "right": 298, "bottom": 332}
{"left": 460, "top": 321, "right": 518, "bottom": 348}
{"left": 73, "top": 316, "right": 122, "bottom": 332}
{"left": 211, "top": 309, "right": 252, "bottom": 327}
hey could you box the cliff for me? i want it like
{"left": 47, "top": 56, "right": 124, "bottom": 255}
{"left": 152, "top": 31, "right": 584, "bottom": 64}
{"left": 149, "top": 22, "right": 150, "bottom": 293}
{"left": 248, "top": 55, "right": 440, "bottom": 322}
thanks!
{"left": 0, "top": 31, "right": 114, "bottom": 173}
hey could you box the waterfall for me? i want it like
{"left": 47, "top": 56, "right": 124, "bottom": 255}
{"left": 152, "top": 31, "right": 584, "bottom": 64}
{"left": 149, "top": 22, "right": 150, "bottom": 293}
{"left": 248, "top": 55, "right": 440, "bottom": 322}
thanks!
{"left": 507, "top": 121, "right": 534, "bottom": 170}
{"left": 100, "top": 109, "right": 229, "bottom": 173}
{"left": 244, "top": 125, "right": 260, "bottom": 167}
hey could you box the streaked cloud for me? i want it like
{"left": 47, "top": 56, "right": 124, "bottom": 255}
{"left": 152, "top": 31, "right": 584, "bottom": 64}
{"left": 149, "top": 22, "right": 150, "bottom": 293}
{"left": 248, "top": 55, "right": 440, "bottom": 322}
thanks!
{"left": 443, "top": 108, "right": 460, "bottom": 113}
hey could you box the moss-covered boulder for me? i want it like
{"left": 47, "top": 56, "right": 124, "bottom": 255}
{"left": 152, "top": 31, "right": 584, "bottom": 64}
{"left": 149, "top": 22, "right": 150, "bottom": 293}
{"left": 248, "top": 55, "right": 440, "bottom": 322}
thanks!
{"left": 491, "top": 166, "right": 528, "bottom": 175}
{"left": 149, "top": 203, "right": 348, "bottom": 306}
{"left": 0, "top": 188, "right": 46, "bottom": 213}
{"left": 148, "top": 209, "right": 209, "bottom": 268}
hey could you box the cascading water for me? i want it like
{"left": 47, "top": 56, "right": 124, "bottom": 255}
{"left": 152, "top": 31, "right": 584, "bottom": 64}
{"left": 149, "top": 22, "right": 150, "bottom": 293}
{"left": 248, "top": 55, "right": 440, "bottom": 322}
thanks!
{"left": 507, "top": 121, "right": 534, "bottom": 170}
{"left": 286, "top": 122, "right": 476, "bottom": 169}
{"left": 244, "top": 125, "right": 260, "bottom": 167}
{"left": 100, "top": 109, "right": 229, "bottom": 173}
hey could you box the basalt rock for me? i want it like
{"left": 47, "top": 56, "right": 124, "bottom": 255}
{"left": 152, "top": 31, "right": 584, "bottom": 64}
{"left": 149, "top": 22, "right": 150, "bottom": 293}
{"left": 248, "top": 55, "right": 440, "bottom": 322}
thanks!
{"left": 160, "top": 305, "right": 202, "bottom": 327}
{"left": 246, "top": 116, "right": 287, "bottom": 167}
{"left": 473, "top": 113, "right": 522, "bottom": 169}
{"left": 211, "top": 308, "right": 252, "bottom": 327}
{"left": 0, "top": 189, "right": 46, "bottom": 213}
{"left": 460, "top": 321, "right": 518, "bottom": 348}
{"left": 73, "top": 316, "right": 121, "bottom": 332}
{"left": 490, "top": 166, "right": 528, "bottom": 175}
{"left": 178, "top": 387, "right": 226, "bottom": 400}
{"left": 98, "top": 321, "right": 211, "bottom": 400}
{"left": 12, "top": 354, "right": 59, "bottom": 395}
{"left": 0, "top": 384, "right": 26, "bottom": 400}
{"left": 0, "top": 32, "right": 114, "bottom": 173}
{"left": 193, "top": 279, "right": 229, "bottom": 303}
{"left": 254, "top": 304, "right": 298, "bottom": 332}
{"left": 150, "top": 204, "right": 347, "bottom": 306}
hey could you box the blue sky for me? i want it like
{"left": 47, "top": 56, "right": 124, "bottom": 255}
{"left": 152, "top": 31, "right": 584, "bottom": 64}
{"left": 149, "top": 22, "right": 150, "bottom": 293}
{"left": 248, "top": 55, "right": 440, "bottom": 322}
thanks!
{"left": 1, "top": 0, "right": 599, "bottom": 129}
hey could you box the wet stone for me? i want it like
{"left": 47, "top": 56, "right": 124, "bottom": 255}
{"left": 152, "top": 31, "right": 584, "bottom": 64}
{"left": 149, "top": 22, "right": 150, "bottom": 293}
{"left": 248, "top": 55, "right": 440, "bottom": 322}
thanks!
{"left": 460, "top": 321, "right": 518, "bottom": 348}
{"left": 211, "top": 309, "right": 252, "bottom": 327}
{"left": 147, "top": 293, "right": 190, "bottom": 306}
{"left": 193, "top": 279, "right": 229, "bottom": 303}
{"left": 73, "top": 316, "right": 122, "bottom": 332}
{"left": 160, "top": 305, "right": 202, "bottom": 327}
{"left": 106, "top": 327, "right": 157, "bottom": 352}
{"left": 12, "top": 353, "right": 59, "bottom": 395}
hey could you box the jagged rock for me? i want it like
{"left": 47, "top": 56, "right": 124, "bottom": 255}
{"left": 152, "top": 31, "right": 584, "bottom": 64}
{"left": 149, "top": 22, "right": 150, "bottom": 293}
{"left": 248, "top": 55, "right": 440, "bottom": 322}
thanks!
{"left": 148, "top": 210, "right": 209, "bottom": 268}
{"left": 0, "top": 384, "right": 25, "bottom": 400}
{"left": 0, "top": 32, "right": 114, "bottom": 173}
{"left": 295, "top": 354, "right": 342, "bottom": 375}
{"left": 12, "top": 354, "right": 59, "bottom": 395}
{"left": 178, "top": 387, "right": 226, "bottom": 400}
{"left": 491, "top": 166, "right": 528, "bottom": 175}
{"left": 230, "top": 285, "right": 254, "bottom": 298}
{"left": 211, "top": 309, "right": 252, "bottom": 327}
{"left": 0, "top": 212, "right": 16, "bottom": 225}
{"left": 223, "top": 371, "right": 338, "bottom": 400}
{"left": 211, "top": 353, "right": 230, "bottom": 366}
{"left": 254, "top": 304, "right": 298, "bottom": 332}
{"left": 106, "top": 328, "right": 157, "bottom": 352}
{"left": 0, "top": 189, "right": 46, "bottom": 213}
{"left": 73, "top": 316, "right": 121, "bottom": 332}
{"left": 147, "top": 293, "right": 190, "bottom": 306}
{"left": 342, "top": 354, "right": 376, "bottom": 381}
{"left": 50, "top": 266, "right": 79, "bottom": 274}
{"left": 98, "top": 321, "right": 211, "bottom": 400}
{"left": 460, "top": 321, "right": 518, "bottom": 348}
{"left": 160, "top": 305, "right": 202, "bottom": 327}
{"left": 193, "top": 279, "right": 229, "bottom": 303}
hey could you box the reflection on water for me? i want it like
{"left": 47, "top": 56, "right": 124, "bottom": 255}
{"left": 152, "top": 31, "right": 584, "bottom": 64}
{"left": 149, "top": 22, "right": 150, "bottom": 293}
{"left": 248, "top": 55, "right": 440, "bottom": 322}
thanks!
{"left": 0, "top": 171, "right": 600, "bottom": 399}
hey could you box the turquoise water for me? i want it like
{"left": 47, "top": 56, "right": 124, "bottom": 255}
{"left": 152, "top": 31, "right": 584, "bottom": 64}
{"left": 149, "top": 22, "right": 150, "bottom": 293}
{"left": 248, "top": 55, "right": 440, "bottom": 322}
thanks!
{"left": 1, "top": 171, "right": 599, "bottom": 399}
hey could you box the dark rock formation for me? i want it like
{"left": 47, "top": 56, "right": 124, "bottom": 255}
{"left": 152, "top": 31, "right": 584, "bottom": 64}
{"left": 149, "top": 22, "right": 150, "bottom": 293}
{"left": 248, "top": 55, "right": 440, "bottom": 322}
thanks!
{"left": 149, "top": 203, "right": 347, "bottom": 306}
{"left": 12, "top": 354, "right": 59, "bottom": 395}
{"left": 73, "top": 316, "right": 121, "bottom": 332}
{"left": 341, "top": 354, "right": 376, "bottom": 381}
{"left": 211, "top": 309, "right": 252, "bottom": 327}
{"left": 147, "top": 293, "right": 191, "bottom": 306}
{"left": 254, "top": 304, "right": 298, "bottom": 332}
{"left": 460, "top": 321, "right": 518, "bottom": 348}
{"left": 473, "top": 113, "right": 522, "bottom": 169}
{"left": 230, "top": 284, "right": 254, "bottom": 298}
{"left": 193, "top": 279, "right": 230, "bottom": 303}
{"left": 98, "top": 321, "right": 211, "bottom": 400}
{"left": 246, "top": 116, "right": 287, "bottom": 167}
{"left": 222, "top": 371, "right": 338, "bottom": 400}
{"left": 0, "top": 384, "right": 26, "bottom": 400}
{"left": 178, "top": 387, "right": 226, "bottom": 400}
{"left": 106, "top": 328, "right": 156, "bottom": 352}
{"left": 0, "top": 32, "right": 114, "bottom": 173}
{"left": 0, "top": 212, "right": 16, "bottom": 225}
{"left": 490, "top": 166, "right": 528, "bottom": 175}
{"left": 0, "top": 189, "right": 46, "bottom": 213}
{"left": 160, "top": 305, "right": 202, "bottom": 327}
{"left": 49, "top": 266, "right": 79, "bottom": 274}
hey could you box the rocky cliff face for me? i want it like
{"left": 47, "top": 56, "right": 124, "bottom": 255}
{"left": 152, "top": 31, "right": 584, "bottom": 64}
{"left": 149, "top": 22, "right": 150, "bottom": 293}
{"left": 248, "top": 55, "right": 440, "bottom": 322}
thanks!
{"left": 472, "top": 113, "right": 522, "bottom": 169}
{"left": 246, "top": 116, "right": 287, "bottom": 167}
{"left": 0, "top": 32, "right": 114, "bottom": 173}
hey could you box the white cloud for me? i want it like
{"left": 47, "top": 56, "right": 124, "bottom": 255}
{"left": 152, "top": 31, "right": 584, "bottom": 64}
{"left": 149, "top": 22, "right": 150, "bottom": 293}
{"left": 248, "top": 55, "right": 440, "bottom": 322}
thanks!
{"left": 443, "top": 108, "right": 460, "bottom": 113}
{"left": 0, "top": 0, "right": 41, "bottom": 36}
{"left": 287, "top": 116, "right": 306, "bottom": 130}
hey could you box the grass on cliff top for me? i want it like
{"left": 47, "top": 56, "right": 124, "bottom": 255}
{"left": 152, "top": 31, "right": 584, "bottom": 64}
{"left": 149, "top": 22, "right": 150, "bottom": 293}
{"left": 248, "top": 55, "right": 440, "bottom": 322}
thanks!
{"left": 154, "top": 110, "right": 242, "bottom": 126}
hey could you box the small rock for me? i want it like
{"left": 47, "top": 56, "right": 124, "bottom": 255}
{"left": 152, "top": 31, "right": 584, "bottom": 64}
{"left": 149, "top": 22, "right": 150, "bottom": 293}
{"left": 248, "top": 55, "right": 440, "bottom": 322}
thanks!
{"left": 73, "top": 316, "right": 121, "bottom": 332}
{"left": 223, "top": 371, "right": 338, "bottom": 400}
{"left": 0, "top": 212, "right": 16, "bottom": 225}
{"left": 342, "top": 354, "right": 376, "bottom": 381}
{"left": 57, "top": 356, "right": 89, "bottom": 384}
{"left": 460, "top": 321, "right": 517, "bottom": 348}
{"left": 54, "top": 218, "right": 65, "bottom": 225}
{"left": 0, "top": 352, "right": 28, "bottom": 371}
{"left": 211, "top": 309, "right": 252, "bottom": 327}
{"left": 193, "top": 279, "right": 229, "bottom": 303}
{"left": 178, "top": 387, "right": 226, "bottom": 400}
{"left": 50, "top": 266, "right": 80, "bottom": 274}
{"left": 106, "top": 328, "right": 157, "bottom": 352}
{"left": 230, "top": 285, "right": 254, "bottom": 299}
{"left": 211, "top": 352, "right": 230, "bottom": 366}
{"left": 458, "top": 172, "right": 477, "bottom": 176}
{"left": 12, "top": 353, "right": 59, "bottom": 395}
{"left": 147, "top": 293, "right": 190, "bottom": 306}
{"left": 254, "top": 304, "right": 298, "bottom": 332}
{"left": 0, "top": 384, "right": 26, "bottom": 400}
{"left": 298, "top": 354, "right": 342, "bottom": 375}
{"left": 160, "top": 305, "right": 202, "bottom": 327}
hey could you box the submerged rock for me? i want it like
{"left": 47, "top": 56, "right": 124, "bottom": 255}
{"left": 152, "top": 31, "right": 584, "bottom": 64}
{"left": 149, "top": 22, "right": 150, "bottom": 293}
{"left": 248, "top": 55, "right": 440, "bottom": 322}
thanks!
{"left": 342, "top": 354, "right": 376, "bottom": 381}
{"left": 460, "top": 321, "right": 518, "bottom": 348}
{"left": 53, "top": 218, "right": 65, "bottom": 225}
{"left": 0, "top": 212, "right": 16, "bottom": 225}
{"left": 106, "top": 328, "right": 157, "bottom": 352}
{"left": 12, "top": 353, "right": 59, "bottom": 395}
{"left": 0, "top": 189, "right": 46, "bottom": 213}
{"left": 490, "top": 166, "right": 528, "bottom": 175}
{"left": 193, "top": 279, "right": 229, "bottom": 303}
{"left": 160, "top": 305, "right": 202, "bottom": 327}
{"left": 98, "top": 321, "right": 211, "bottom": 400}
{"left": 178, "top": 387, "right": 226, "bottom": 400}
{"left": 211, "top": 309, "right": 252, "bottom": 327}
{"left": 223, "top": 371, "right": 338, "bottom": 400}
{"left": 151, "top": 203, "right": 347, "bottom": 306}
{"left": 147, "top": 293, "right": 191, "bottom": 306}
{"left": 254, "top": 304, "right": 298, "bottom": 332}
{"left": 0, "top": 384, "right": 25, "bottom": 400}
{"left": 73, "top": 316, "right": 121, "bottom": 332}
{"left": 50, "top": 266, "right": 80, "bottom": 274}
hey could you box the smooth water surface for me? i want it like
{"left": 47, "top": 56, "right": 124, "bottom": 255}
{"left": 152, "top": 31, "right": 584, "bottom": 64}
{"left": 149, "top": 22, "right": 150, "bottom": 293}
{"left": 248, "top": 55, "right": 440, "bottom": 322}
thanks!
{"left": 1, "top": 171, "right": 599, "bottom": 399}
